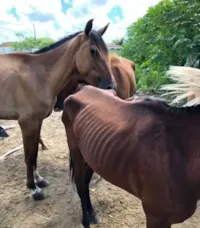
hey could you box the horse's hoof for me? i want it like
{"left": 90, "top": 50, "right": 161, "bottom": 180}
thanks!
{"left": 36, "top": 178, "right": 49, "bottom": 188}
{"left": 32, "top": 188, "right": 46, "bottom": 201}
{"left": 89, "top": 214, "right": 101, "bottom": 224}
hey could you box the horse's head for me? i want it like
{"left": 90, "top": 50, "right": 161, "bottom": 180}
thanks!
{"left": 54, "top": 19, "right": 116, "bottom": 111}
{"left": 74, "top": 19, "right": 115, "bottom": 89}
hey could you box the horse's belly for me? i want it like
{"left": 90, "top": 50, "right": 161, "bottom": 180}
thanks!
{"left": 0, "top": 109, "right": 18, "bottom": 120}
{"left": 0, "top": 102, "right": 18, "bottom": 120}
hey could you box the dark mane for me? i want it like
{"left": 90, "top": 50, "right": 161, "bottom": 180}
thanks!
{"left": 142, "top": 97, "right": 200, "bottom": 115}
{"left": 89, "top": 30, "right": 108, "bottom": 54}
{"left": 33, "top": 31, "right": 82, "bottom": 54}
{"left": 168, "top": 103, "right": 200, "bottom": 115}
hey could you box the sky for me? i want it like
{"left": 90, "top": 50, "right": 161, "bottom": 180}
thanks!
{"left": 0, "top": 0, "right": 161, "bottom": 44}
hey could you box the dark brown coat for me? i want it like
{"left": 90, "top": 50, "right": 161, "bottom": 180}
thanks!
{"left": 62, "top": 85, "right": 200, "bottom": 228}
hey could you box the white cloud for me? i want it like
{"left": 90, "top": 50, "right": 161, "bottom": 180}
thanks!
{"left": 0, "top": 0, "right": 161, "bottom": 44}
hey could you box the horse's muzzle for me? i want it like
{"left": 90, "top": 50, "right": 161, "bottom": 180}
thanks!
{"left": 99, "top": 79, "right": 116, "bottom": 91}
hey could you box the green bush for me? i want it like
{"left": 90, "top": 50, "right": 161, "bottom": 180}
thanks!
{"left": 120, "top": 0, "right": 200, "bottom": 91}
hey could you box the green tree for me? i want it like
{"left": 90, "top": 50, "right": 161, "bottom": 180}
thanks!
{"left": 120, "top": 0, "right": 200, "bottom": 91}
{"left": 113, "top": 37, "right": 124, "bottom": 45}
{"left": 12, "top": 34, "right": 55, "bottom": 52}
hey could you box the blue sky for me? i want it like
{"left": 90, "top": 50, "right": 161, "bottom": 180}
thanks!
{"left": 0, "top": 0, "right": 161, "bottom": 43}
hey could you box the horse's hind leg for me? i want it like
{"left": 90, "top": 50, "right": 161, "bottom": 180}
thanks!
{"left": 39, "top": 136, "right": 48, "bottom": 150}
{"left": 84, "top": 164, "right": 100, "bottom": 224}
{"left": 146, "top": 214, "right": 171, "bottom": 228}
{"left": 19, "top": 119, "right": 48, "bottom": 201}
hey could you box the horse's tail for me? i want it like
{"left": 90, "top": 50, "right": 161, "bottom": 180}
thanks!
{"left": 161, "top": 66, "right": 200, "bottom": 106}
{"left": 69, "top": 154, "right": 75, "bottom": 183}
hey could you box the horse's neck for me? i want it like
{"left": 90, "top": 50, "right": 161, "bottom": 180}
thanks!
{"left": 38, "top": 39, "right": 79, "bottom": 97}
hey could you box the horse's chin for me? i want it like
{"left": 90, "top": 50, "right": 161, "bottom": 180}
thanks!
{"left": 77, "top": 83, "right": 87, "bottom": 91}
{"left": 75, "top": 81, "right": 89, "bottom": 92}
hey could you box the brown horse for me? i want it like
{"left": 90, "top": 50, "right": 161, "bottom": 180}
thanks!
{"left": 38, "top": 54, "right": 136, "bottom": 151}
{"left": 54, "top": 54, "right": 136, "bottom": 111}
{"left": 62, "top": 85, "right": 200, "bottom": 228}
{"left": 109, "top": 54, "right": 136, "bottom": 99}
{"left": 0, "top": 19, "right": 115, "bottom": 201}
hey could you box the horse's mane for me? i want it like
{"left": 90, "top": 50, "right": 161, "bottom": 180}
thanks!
{"left": 33, "top": 31, "right": 82, "bottom": 54}
{"left": 33, "top": 30, "right": 108, "bottom": 55}
{"left": 142, "top": 97, "right": 200, "bottom": 115}
{"left": 109, "top": 53, "right": 120, "bottom": 63}
{"left": 109, "top": 54, "right": 135, "bottom": 71}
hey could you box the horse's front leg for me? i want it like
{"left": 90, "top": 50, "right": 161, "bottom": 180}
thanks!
{"left": 62, "top": 112, "right": 90, "bottom": 227}
{"left": 19, "top": 119, "right": 49, "bottom": 200}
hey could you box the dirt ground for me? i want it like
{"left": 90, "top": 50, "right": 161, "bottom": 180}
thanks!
{"left": 1, "top": 111, "right": 200, "bottom": 228}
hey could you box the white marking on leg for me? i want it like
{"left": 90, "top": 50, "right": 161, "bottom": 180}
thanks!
{"left": 31, "top": 185, "right": 42, "bottom": 195}
{"left": 34, "top": 170, "right": 44, "bottom": 182}
{"left": 91, "top": 174, "right": 102, "bottom": 186}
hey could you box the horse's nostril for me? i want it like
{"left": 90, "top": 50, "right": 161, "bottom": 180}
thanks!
{"left": 106, "top": 82, "right": 116, "bottom": 90}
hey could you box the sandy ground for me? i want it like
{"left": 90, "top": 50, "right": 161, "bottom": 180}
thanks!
{"left": 1, "top": 110, "right": 200, "bottom": 228}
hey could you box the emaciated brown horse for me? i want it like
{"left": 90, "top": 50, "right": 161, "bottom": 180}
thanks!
{"left": 0, "top": 19, "right": 115, "bottom": 200}
{"left": 62, "top": 85, "right": 200, "bottom": 228}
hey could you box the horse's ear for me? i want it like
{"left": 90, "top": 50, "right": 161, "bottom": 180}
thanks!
{"left": 84, "top": 19, "right": 94, "bottom": 36}
{"left": 97, "top": 23, "right": 110, "bottom": 36}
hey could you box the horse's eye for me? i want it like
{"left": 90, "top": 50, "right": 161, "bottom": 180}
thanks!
{"left": 90, "top": 48, "right": 97, "bottom": 57}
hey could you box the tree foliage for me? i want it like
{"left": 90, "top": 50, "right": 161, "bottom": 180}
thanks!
{"left": 12, "top": 33, "right": 55, "bottom": 52}
{"left": 120, "top": 0, "right": 200, "bottom": 91}
{"left": 112, "top": 37, "right": 124, "bottom": 45}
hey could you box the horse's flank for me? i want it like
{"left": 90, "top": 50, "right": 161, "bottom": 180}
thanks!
{"left": 0, "top": 51, "right": 58, "bottom": 120}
